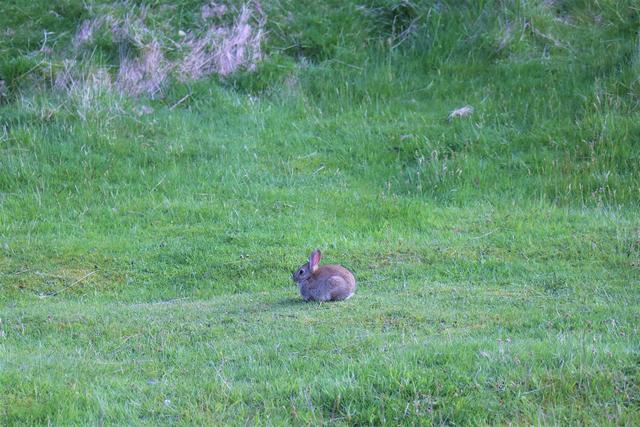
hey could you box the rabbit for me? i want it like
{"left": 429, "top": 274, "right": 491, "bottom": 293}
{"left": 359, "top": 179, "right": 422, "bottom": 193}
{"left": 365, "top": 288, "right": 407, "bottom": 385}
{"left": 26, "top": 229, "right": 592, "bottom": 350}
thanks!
{"left": 292, "top": 249, "right": 356, "bottom": 301}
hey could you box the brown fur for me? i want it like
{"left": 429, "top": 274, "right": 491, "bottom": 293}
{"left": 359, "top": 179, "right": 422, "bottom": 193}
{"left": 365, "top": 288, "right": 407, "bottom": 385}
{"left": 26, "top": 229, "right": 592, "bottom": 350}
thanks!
{"left": 292, "top": 250, "right": 356, "bottom": 301}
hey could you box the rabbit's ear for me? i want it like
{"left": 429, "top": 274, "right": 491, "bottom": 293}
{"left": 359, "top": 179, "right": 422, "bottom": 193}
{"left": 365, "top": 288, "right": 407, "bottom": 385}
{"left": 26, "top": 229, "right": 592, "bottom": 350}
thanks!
{"left": 309, "top": 249, "right": 321, "bottom": 271}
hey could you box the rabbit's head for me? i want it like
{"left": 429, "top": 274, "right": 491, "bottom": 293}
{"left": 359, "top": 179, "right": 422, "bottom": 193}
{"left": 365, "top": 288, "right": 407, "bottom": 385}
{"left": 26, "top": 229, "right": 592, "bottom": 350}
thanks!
{"left": 292, "top": 249, "right": 321, "bottom": 283}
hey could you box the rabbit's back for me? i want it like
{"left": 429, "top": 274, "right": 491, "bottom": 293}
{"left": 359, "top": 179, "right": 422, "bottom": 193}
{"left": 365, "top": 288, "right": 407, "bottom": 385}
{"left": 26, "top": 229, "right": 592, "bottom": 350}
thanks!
{"left": 308, "top": 264, "right": 356, "bottom": 301}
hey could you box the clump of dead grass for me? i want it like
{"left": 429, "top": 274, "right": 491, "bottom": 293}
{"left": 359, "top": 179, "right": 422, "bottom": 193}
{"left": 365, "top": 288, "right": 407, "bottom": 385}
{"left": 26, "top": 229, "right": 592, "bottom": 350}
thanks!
{"left": 59, "top": 1, "right": 267, "bottom": 99}
{"left": 179, "top": 4, "right": 265, "bottom": 80}
{"left": 117, "top": 40, "right": 170, "bottom": 97}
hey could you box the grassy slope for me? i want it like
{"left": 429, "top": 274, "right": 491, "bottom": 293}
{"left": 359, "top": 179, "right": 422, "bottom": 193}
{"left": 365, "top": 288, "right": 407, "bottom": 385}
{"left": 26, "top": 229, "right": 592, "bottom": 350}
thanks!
{"left": 1, "top": 0, "right": 639, "bottom": 425}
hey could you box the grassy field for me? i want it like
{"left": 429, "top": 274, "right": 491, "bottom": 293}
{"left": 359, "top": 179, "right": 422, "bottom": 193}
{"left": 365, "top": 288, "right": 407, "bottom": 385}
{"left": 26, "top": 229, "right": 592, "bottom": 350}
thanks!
{"left": 1, "top": 0, "right": 639, "bottom": 425}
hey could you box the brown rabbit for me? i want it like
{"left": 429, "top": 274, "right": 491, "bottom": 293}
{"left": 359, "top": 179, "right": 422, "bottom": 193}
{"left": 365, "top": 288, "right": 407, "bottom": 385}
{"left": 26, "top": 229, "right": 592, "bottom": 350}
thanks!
{"left": 292, "top": 249, "right": 356, "bottom": 301}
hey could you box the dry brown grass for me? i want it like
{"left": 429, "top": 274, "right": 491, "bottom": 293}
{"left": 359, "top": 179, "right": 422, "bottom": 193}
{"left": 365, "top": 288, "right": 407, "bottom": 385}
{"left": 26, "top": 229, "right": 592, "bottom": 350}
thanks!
{"left": 62, "top": 2, "right": 266, "bottom": 98}
{"left": 179, "top": 4, "right": 265, "bottom": 80}
{"left": 117, "top": 40, "right": 170, "bottom": 98}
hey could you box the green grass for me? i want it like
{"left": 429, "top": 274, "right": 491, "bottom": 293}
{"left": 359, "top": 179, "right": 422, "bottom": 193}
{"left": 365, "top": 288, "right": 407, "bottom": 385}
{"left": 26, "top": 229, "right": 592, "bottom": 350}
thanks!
{"left": 1, "top": 0, "right": 640, "bottom": 425}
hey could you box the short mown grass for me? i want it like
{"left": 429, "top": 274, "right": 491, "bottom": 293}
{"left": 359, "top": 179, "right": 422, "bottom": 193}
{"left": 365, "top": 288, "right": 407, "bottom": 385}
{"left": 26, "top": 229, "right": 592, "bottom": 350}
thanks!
{"left": 1, "top": 0, "right": 639, "bottom": 425}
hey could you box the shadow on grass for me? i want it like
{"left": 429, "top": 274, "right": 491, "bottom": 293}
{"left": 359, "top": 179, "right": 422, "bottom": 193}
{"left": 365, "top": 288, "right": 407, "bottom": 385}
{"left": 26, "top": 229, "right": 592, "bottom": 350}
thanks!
{"left": 270, "top": 296, "right": 356, "bottom": 311}
{"left": 271, "top": 296, "right": 308, "bottom": 308}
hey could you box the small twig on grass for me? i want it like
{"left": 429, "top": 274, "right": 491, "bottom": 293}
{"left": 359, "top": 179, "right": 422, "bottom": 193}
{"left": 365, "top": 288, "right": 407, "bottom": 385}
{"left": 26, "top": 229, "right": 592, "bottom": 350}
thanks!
{"left": 40, "top": 30, "right": 49, "bottom": 52}
{"left": 38, "top": 270, "right": 97, "bottom": 298}
{"left": 169, "top": 93, "right": 191, "bottom": 110}
{"left": 469, "top": 230, "right": 497, "bottom": 240}
{"left": 526, "top": 22, "right": 574, "bottom": 53}
{"left": 150, "top": 175, "right": 166, "bottom": 192}
{"left": 17, "top": 59, "right": 47, "bottom": 81}
{"left": 328, "top": 59, "right": 364, "bottom": 71}
{"left": 519, "top": 385, "right": 550, "bottom": 396}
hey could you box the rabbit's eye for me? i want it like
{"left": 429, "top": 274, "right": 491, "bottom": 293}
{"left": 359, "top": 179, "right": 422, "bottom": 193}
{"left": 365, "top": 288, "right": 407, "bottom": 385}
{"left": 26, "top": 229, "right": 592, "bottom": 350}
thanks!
{"left": 299, "top": 269, "right": 304, "bottom": 274}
